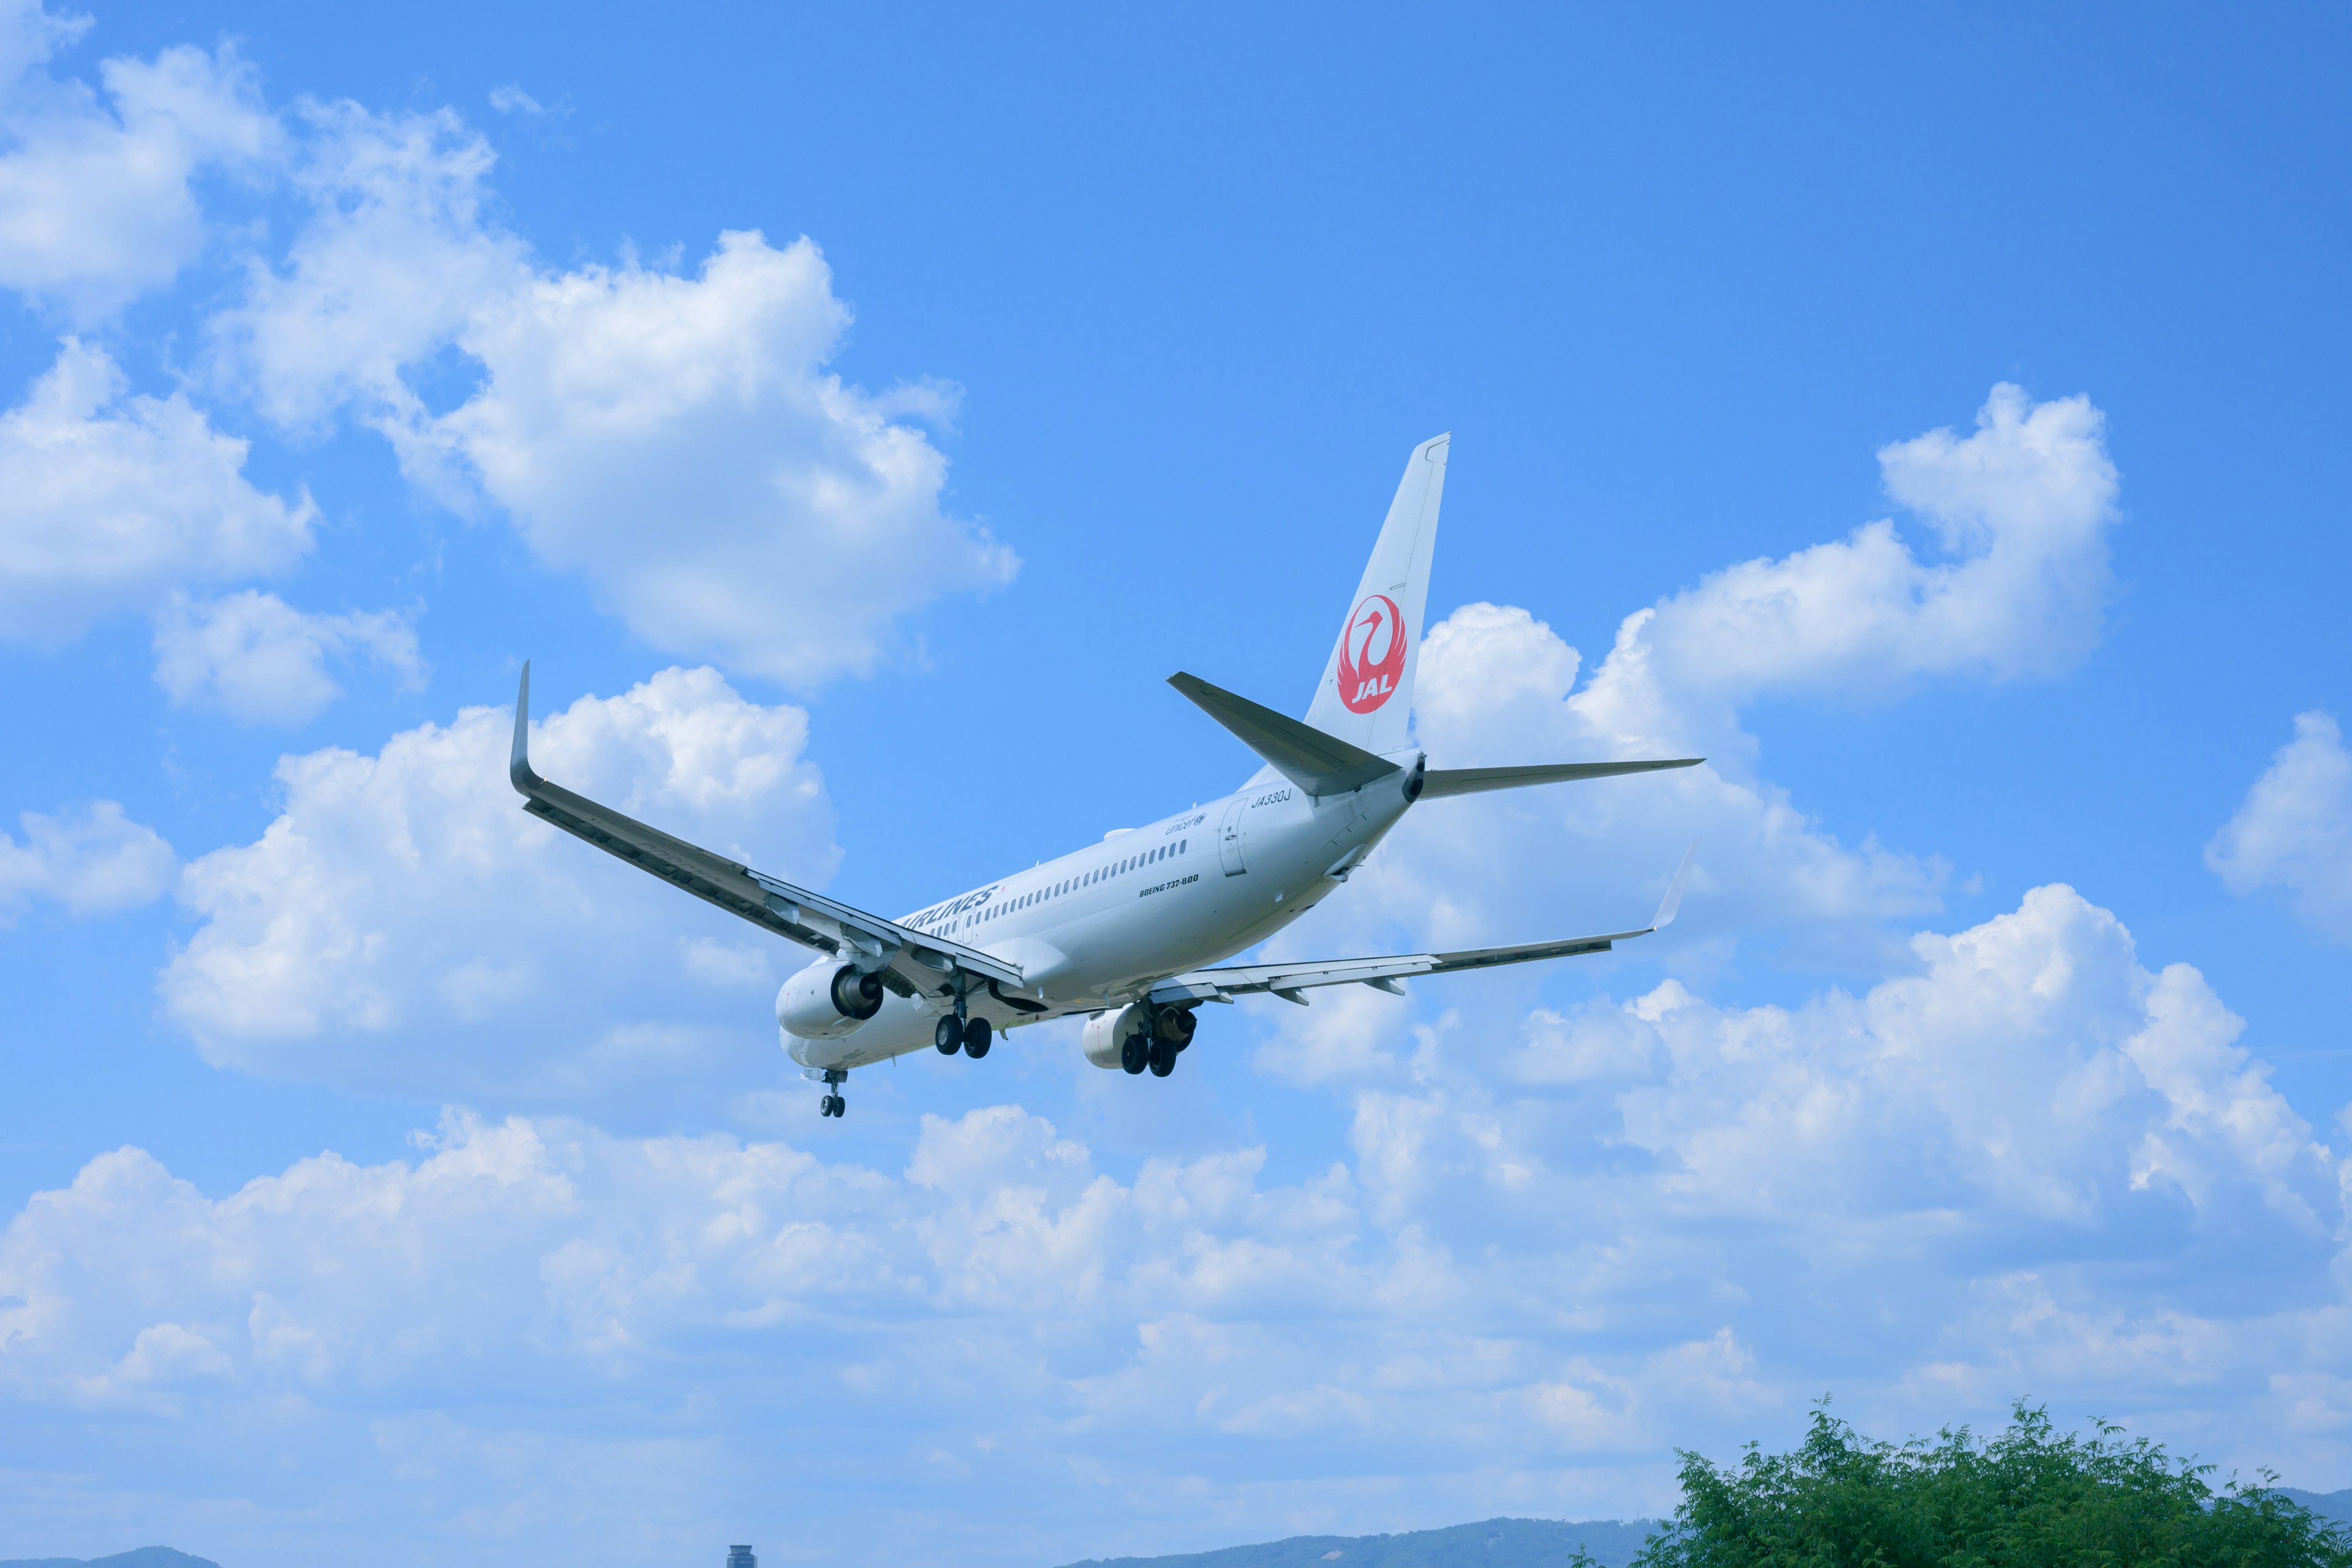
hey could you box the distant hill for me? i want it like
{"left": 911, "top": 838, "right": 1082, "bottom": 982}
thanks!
{"left": 2281, "top": 1489, "right": 2352, "bottom": 1528}
{"left": 1056, "top": 1516, "right": 1660, "bottom": 1568}
{"left": 0, "top": 1550, "right": 222, "bottom": 1568}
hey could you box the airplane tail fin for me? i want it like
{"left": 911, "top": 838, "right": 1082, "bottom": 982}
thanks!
{"left": 1302, "top": 434, "right": 1449, "bottom": 756}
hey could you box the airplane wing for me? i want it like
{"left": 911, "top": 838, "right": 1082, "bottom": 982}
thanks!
{"left": 1150, "top": 846, "right": 1694, "bottom": 1007}
{"left": 507, "top": 664, "right": 1022, "bottom": 1000}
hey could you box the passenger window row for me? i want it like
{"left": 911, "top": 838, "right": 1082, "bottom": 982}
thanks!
{"left": 969, "top": 838, "right": 1189, "bottom": 924}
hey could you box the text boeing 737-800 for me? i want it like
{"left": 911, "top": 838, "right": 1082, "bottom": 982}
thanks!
{"left": 508, "top": 435, "right": 1699, "bottom": 1119}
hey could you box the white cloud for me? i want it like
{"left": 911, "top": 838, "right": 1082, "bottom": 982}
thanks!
{"left": 1592, "top": 884, "right": 2331, "bottom": 1233}
{"left": 153, "top": 589, "right": 424, "bottom": 725}
{"left": 159, "top": 666, "right": 838, "bottom": 1106}
{"left": 2207, "top": 711, "right": 2352, "bottom": 941}
{"left": 0, "top": 9, "right": 279, "bottom": 319}
{"left": 415, "top": 230, "right": 1019, "bottom": 684}
{"left": 1575, "top": 383, "right": 2119, "bottom": 753}
{"left": 213, "top": 107, "right": 1017, "bottom": 685}
{"left": 0, "top": 797, "right": 175, "bottom": 918}
{"left": 10, "top": 885, "right": 2350, "bottom": 1561}
{"left": 211, "top": 102, "right": 530, "bottom": 433}
{"left": 0, "top": 339, "right": 314, "bottom": 644}
{"left": 486, "top": 84, "right": 542, "bottom": 116}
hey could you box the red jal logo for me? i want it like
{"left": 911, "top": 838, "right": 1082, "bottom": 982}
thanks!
{"left": 1336, "top": 593, "right": 1407, "bottom": 714}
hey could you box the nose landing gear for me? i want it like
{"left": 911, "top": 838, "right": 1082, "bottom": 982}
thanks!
{"left": 818, "top": 1068, "right": 847, "bottom": 1118}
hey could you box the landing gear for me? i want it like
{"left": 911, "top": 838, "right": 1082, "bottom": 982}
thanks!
{"left": 962, "top": 1017, "right": 993, "bottom": 1060}
{"left": 936, "top": 1014, "right": 963, "bottom": 1054}
{"left": 1148, "top": 1036, "right": 1177, "bottom": 1077}
{"left": 1121, "top": 1033, "right": 1148, "bottom": 1074}
{"left": 817, "top": 1068, "right": 847, "bottom": 1118}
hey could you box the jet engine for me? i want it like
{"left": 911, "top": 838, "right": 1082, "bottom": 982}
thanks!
{"left": 777, "top": 960, "right": 886, "bottom": 1039}
{"left": 1082, "top": 1003, "right": 1196, "bottom": 1070}
{"left": 1082, "top": 1005, "right": 1144, "bottom": 1069}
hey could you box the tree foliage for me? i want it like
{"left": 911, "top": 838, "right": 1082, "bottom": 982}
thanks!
{"left": 1629, "top": 1403, "right": 2351, "bottom": 1568}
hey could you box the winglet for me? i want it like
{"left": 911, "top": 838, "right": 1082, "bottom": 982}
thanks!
{"left": 510, "top": 662, "right": 542, "bottom": 794}
{"left": 1653, "top": 841, "right": 1697, "bottom": 931}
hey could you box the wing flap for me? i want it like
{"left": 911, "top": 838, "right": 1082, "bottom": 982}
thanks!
{"left": 1151, "top": 847, "right": 1696, "bottom": 1005}
{"left": 1153, "top": 929, "right": 1645, "bottom": 1004}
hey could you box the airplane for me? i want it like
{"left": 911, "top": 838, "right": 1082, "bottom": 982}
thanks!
{"left": 508, "top": 434, "right": 1700, "bottom": 1119}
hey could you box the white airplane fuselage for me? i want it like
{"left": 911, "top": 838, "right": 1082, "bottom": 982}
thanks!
{"left": 780, "top": 764, "right": 1419, "bottom": 1072}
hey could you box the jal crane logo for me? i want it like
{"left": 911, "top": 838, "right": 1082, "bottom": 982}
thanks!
{"left": 1335, "top": 592, "right": 1406, "bottom": 714}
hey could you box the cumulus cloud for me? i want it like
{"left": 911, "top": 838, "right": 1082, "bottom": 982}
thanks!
{"left": 0, "top": 339, "right": 314, "bottom": 644}
{"left": 0, "top": 797, "right": 175, "bottom": 918}
{"left": 1575, "top": 383, "right": 2120, "bottom": 753}
{"left": 213, "top": 105, "right": 1017, "bottom": 685}
{"left": 2207, "top": 711, "right": 2352, "bottom": 941}
{"left": 152, "top": 589, "right": 424, "bottom": 725}
{"left": 211, "top": 102, "right": 529, "bottom": 432}
{"left": 158, "top": 667, "right": 838, "bottom": 1106}
{"left": 0, "top": 4, "right": 279, "bottom": 319}
{"left": 10, "top": 888, "right": 2349, "bottom": 1560}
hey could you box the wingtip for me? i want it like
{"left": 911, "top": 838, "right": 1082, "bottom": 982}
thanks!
{"left": 1653, "top": 840, "right": 1697, "bottom": 931}
{"left": 509, "top": 660, "right": 540, "bottom": 794}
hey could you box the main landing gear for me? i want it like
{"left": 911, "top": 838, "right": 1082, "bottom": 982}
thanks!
{"left": 818, "top": 1068, "right": 847, "bottom": 1118}
{"left": 935, "top": 1012, "right": 993, "bottom": 1058}
{"left": 1122, "top": 1005, "right": 1196, "bottom": 1078}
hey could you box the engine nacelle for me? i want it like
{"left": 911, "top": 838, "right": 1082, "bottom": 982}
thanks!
{"left": 1081, "top": 1003, "right": 1196, "bottom": 1068}
{"left": 1082, "top": 1005, "right": 1144, "bottom": 1069}
{"left": 777, "top": 961, "right": 886, "bottom": 1039}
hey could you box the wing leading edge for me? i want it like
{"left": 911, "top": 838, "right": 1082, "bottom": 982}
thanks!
{"left": 1152, "top": 844, "right": 1696, "bottom": 1007}
{"left": 507, "top": 663, "right": 1022, "bottom": 998}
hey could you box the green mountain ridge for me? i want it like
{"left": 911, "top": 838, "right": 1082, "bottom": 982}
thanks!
{"left": 1055, "top": 1515, "right": 1661, "bottom": 1568}
{"left": 10, "top": 1492, "right": 2344, "bottom": 1568}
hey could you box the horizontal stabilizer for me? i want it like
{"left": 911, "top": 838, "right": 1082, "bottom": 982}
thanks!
{"left": 1169, "top": 673, "right": 1403, "bottom": 797}
{"left": 1420, "top": 758, "right": 1702, "bottom": 797}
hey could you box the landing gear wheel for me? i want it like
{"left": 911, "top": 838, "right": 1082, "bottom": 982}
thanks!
{"left": 1148, "top": 1037, "right": 1177, "bottom": 1077}
{"left": 962, "top": 1017, "right": 993, "bottom": 1060}
{"left": 819, "top": 1094, "right": 840, "bottom": 1117}
{"left": 1120, "top": 1034, "right": 1148, "bottom": 1074}
{"left": 935, "top": 1015, "right": 963, "bottom": 1054}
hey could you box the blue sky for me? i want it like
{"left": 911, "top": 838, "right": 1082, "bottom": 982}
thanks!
{"left": 2, "top": 2, "right": 2349, "bottom": 1564}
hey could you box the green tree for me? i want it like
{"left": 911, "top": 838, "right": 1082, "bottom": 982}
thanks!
{"left": 1628, "top": 1402, "right": 2351, "bottom": 1568}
